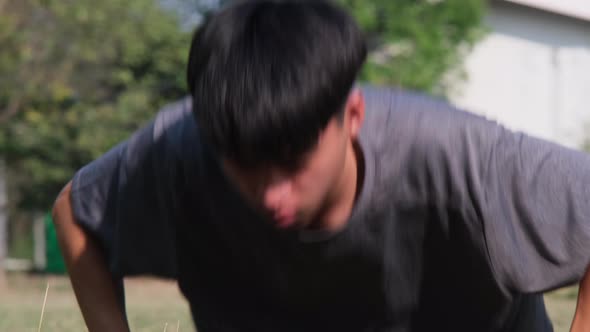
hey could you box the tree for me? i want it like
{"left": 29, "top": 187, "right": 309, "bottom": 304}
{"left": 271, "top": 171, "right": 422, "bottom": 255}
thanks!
{"left": 338, "top": 0, "right": 486, "bottom": 95}
{"left": 0, "top": 0, "right": 191, "bottom": 211}
{"left": 166, "top": 0, "right": 486, "bottom": 95}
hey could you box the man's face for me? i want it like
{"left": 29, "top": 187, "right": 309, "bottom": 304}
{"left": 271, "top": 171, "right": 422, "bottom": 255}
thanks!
{"left": 222, "top": 90, "right": 365, "bottom": 230}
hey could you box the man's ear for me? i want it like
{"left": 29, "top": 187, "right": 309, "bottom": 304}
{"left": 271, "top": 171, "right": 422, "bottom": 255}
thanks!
{"left": 346, "top": 88, "right": 365, "bottom": 139}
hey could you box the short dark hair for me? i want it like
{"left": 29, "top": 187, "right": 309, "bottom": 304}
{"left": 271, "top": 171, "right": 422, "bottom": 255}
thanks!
{"left": 187, "top": 0, "right": 367, "bottom": 168}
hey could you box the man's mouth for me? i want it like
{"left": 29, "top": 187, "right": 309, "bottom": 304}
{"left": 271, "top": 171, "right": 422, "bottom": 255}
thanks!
{"left": 271, "top": 211, "right": 297, "bottom": 229}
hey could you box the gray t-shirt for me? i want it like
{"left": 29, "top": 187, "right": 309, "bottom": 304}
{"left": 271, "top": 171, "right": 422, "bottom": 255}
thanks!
{"left": 70, "top": 86, "right": 590, "bottom": 331}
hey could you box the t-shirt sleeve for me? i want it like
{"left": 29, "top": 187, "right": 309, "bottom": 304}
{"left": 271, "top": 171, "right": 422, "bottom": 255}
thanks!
{"left": 408, "top": 95, "right": 590, "bottom": 294}
{"left": 482, "top": 125, "right": 590, "bottom": 293}
{"left": 70, "top": 99, "right": 192, "bottom": 279}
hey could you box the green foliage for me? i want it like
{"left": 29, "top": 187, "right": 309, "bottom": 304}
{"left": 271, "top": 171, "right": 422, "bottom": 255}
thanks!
{"left": 338, "top": 0, "right": 486, "bottom": 94}
{"left": 0, "top": 0, "right": 191, "bottom": 210}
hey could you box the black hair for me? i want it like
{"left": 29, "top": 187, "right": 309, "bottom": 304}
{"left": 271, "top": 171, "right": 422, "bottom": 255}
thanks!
{"left": 187, "top": 0, "right": 367, "bottom": 168}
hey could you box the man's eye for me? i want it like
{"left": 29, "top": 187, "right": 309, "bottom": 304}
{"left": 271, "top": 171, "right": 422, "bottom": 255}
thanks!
{"left": 286, "top": 156, "right": 309, "bottom": 173}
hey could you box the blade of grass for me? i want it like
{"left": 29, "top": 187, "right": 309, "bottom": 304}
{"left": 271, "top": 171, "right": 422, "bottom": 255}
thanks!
{"left": 38, "top": 282, "right": 50, "bottom": 332}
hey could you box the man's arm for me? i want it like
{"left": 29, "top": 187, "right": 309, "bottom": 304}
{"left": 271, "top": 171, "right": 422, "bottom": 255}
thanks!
{"left": 479, "top": 127, "right": 590, "bottom": 292}
{"left": 52, "top": 99, "right": 190, "bottom": 330}
{"left": 406, "top": 92, "right": 590, "bottom": 328}
{"left": 52, "top": 181, "right": 129, "bottom": 332}
{"left": 473, "top": 125, "right": 590, "bottom": 329}
{"left": 571, "top": 266, "right": 590, "bottom": 331}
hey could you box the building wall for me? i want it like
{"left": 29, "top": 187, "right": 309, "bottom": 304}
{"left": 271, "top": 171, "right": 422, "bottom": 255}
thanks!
{"left": 451, "top": 1, "right": 590, "bottom": 148}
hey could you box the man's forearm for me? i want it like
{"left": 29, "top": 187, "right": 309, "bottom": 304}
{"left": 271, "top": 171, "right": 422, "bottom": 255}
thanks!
{"left": 53, "top": 182, "right": 129, "bottom": 332}
{"left": 570, "top": 265, "right": 590, "bottom": 331}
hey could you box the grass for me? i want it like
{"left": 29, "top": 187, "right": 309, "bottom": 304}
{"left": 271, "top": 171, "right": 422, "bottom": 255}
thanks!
{"left": 38, "top": 282, "right": 49, "bottom": 332}
{"left": 0, "top": 273, "right": 578, "bottom": 331}
{"left": 0, "top": 273, "right": 192, "bottom": 332}
{"left": 545, "top": 286, "right": 578, "bottom": 331}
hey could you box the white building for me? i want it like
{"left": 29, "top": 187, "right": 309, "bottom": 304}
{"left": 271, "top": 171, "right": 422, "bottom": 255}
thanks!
{"left": 451, "top": 0, "right": 590, "bottom": 149}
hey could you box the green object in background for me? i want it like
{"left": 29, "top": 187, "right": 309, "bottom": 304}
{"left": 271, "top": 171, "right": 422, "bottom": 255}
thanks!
{"left": 45, "top": 212, "right": 66, "bottom": 274}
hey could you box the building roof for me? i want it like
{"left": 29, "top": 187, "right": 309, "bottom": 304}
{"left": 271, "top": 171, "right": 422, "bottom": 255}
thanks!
{"left": 504, "top": 0, "right": 590, "bottom": 22}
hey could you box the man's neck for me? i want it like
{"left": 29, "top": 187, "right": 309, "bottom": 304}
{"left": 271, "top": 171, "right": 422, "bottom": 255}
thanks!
{"left": 315, "top": 139, "right": 364, "bottom": 232}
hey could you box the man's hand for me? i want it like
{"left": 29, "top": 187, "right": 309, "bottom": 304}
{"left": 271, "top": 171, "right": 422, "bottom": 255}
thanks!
{"left": 53, "top": 181, "right": 129, "bottom": 332}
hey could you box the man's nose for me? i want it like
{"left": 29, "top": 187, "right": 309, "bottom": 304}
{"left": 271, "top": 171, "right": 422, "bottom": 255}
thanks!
{"left": 262, "top": 177, "right": 293, "bottom": 212}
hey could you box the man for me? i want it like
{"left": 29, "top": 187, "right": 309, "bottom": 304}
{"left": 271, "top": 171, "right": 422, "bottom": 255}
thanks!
{"left": 52, "top": 0, "right": 590, "bottom": 331}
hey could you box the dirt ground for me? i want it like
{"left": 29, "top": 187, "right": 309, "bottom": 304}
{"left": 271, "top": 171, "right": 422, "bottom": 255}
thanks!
{"left": 0, "top": 273, "right": 578, "bottom": 331}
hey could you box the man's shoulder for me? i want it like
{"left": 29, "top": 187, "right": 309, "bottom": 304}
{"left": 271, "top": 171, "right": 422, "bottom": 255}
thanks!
{"left": 361, "top": 84, "right": 497, "bottom": 152}
{"left": 361, "top": 85, "right": 451, "bottom": 151}
{"left": 151, "top": 96, "right": 207, "bottom": 158}
{"left": 361, "top": 84, "right": 470, "bottom": 129}
{"left": 360, "top": 85, "right": 500, "bottom": 200}
{"left": 154, "top": 96, "right": 194, "bottom": 141}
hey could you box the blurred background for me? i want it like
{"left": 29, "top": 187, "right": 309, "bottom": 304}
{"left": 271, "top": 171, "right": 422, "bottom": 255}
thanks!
{"left": 0, "top": 0, "right": 588, "bottom": 330}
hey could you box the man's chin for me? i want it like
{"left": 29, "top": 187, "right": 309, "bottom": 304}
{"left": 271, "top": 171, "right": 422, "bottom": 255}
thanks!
{"left": 272, "top": 215, "right": 316, "bottom": 232}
